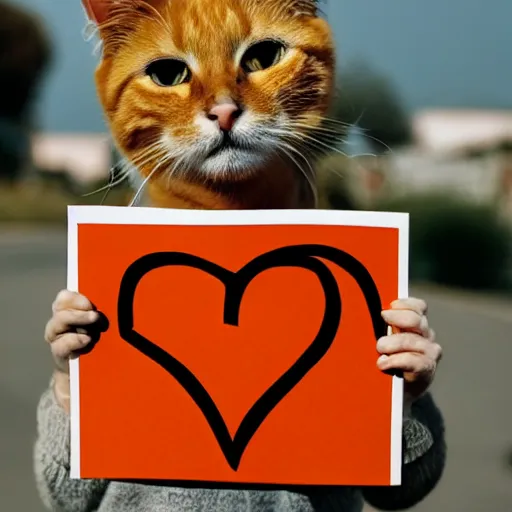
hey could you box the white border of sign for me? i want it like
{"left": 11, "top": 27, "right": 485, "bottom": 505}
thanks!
{"left": 68, "top": 205, "right": 408, "bottom": 485}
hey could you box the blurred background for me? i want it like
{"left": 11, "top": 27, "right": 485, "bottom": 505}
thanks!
{"left": 0, "top": 0, "right": 511, "bottom": 510}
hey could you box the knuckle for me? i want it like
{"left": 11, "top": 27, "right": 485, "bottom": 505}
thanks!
{"left": 402, "top": 310, "right": 422, "bottom": 328}
{"left": 424, "top": 360, "right": 436, "bottom": 374}
{"left": 55, "top": 289, "right": 70, "bottom": 300}
{"left": 75, "top": 293, "right": 93, "bottom": 310}
{"left": 44, "top": 318, "right": 52, "bottom": 333}
{"left": 411, "top": 360, "right": 426, "bottom": 374}
{"left": 54, "top": 309, "right": 68, "bottom": 320}
{"left": 65, "top": 309, "right": 95, "bottom": 326}
{"left": 377, "top": 336, "right": 393, "bottom": 352}
{"left": 81, "top": 310, "right": 98, "bottom": 325}
{"left": 416, "top": 298, "right": 428, "bottom": 313}
{"left": 64, "top": 310, "right": 80, "bottom": 323}
{"left": 420, "top": 315, "right": 430, "bottom": 332}
{"left": 408, "top": 297, "right": 428, "bottom": 314}
{"left": 410, "top": 352, "right": 425, "bottom": 368}
{"left": 54, "top": 333, "right": 81, "bottom": 356}
{"left": 390, "top": 299, "right": 405, "bottom": 309}
{"left": 406, "top": 333, "right": 423, "bottom": 351}
{"left": 55, "top": 289, "right": 74, "bottom": 304}
{"left": 54, "top": 290, "right": 92, "bottom": 312}
{"left": 44, "top": 326, "right": 52, "bottom": 344}
{"left": 393, "top": 333, "right": 410, "bottom": 351}
{"left": 77, "top": 333, "right": 92, "bottom": 348}
{"left": 51, "top": 341, "right": 68, "bottom": 360}
{"left": 52, "top": 313, "right": 69, "bottom": 331}
{"left": 401, "top": 352, "right": 415, "bottom": 364}
{"left": 44, "top": 318, "right": 59, "bottom": 342}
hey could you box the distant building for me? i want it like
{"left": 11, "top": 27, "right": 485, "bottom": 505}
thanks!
{"left": 412, "top": 109, "right": 512, "bottom": 154}
{"left": 31, "top": 133, "right": 112, "bottom": 184}
{"left": 338, "top": 109, "right": 512, "bottom": 222}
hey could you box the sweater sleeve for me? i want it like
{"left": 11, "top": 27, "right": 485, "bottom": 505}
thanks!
{"left": 362, "top": 392, "right": 446, "bottom": 511}
{"left": 34, "top": 383, "right": 109, "bottom": 512}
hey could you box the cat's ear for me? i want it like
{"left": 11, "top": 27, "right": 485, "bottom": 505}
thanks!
{"left": 82, "top": 0, "right": 111, "bottom": 24}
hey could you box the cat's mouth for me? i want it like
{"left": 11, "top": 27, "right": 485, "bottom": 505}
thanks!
{"left": 207, "top": 133, "right": 240, "bottom": 158}
{"left": 198, "top": 130, "right": 270, "bottom": 176}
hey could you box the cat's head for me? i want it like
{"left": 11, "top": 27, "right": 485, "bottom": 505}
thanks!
{"left": 84, "top": 0, "right": 335, "bottom": 199}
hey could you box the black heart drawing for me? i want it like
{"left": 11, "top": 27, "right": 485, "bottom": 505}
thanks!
{"left": 118, "top": 244, "right": 386, "bottom": 472}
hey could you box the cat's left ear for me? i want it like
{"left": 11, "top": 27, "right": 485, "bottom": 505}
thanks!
{"left": 82, "top": 0, "right": 111, "bottom": 24}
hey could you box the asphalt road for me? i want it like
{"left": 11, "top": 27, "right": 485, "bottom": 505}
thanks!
{"left": 1, "top": 229, "right": 511, "bottom": 511}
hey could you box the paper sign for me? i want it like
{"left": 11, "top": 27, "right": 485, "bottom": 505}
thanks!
{"left": 68, "top": 206, "right": 408, "bottom": 487}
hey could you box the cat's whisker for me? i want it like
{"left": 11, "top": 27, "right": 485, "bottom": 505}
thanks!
{"left": 282, "top": 142, "right": 317, "bottom": 182}
{"left": 308, "top": 115, "right": 394, "bottom": 154}
{"left": 82, "top": 171, "right": 130, "bottom": 198}
{"left": 306, "top": 115, "right": 355, "bottom": 128}
{"left": 262, "top": 127, "right": 362, "bottom": 197}
{"left": 287, "top": 122, "right": 347, "bottom": 142}
{"left": 247, "top": 129, "right": 313, "bottom": 173}
{"left": 99, "top": 148, "right": 156, "bottom": 204}
{"left": 115, "top": 145, "right": 163, "bottom": 179}
{"left": 129, "top": 155, "right": 168, "bottom": 207}
{"left": 266, "top": 126, "right": 340, "bottom": 160}
{"left": 163, "top": 154, "right": 187, "bottom": 189}
{"left": 282, "top": 128, "right": 354, "bottom": 159}
{"left": 82, "top": 165, "right": 135, "bottom": 198}
{"left": 257, "top": 130, "right": 323, "bottom": 183}
{"left": 82, "top": 159, "right": 131, "bottom": 197}
{"left": 312, "top": 111, "right": 367, "bottom": 131}
{"left": 284, "top": 124, "right": 387, "bottom": 162}
{"left": 276, "top": 142, "right": 318, "bottom": 206}
{"left": 82, "top": 20, "right": 100, "bottom": 44}
{"left": 84, "top": 142, "right": 163, "bottom": 198}
{"left": 264, "top": 133, "right": 317, "bottom": 194}
{"left": 124, "top": 141, "right": 166, "bottom": 171}
{"left": 296, "top": 116, "right": 351, "bottom": 131}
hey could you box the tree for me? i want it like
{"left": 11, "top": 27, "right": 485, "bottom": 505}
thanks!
{"left": 331, "top": 61, "right": 412, "bottom": 155}
{"left": 0, "top": 2, "right": 52, "bottom": 182}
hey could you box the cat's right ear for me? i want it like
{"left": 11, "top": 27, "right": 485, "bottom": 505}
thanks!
{"left": 82, "top": 0, "right": 110, "bottom": 24}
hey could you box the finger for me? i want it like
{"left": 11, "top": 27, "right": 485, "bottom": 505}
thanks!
{"left": 45, "top": 310, "right": 99, "bottom": 342}
{"left": 381, "top": 309, "right": 429, "bottom": 336}
{"left": 377, "top": 332, "right": 430, "bottom": 355}
{"left": 391, "top": 297, "right": 428, "bottom": 316}
{"left": 429, "top": 341, "right": 443, "bottom": 363}
{"left": 52, "top": 290, "right": 94, "bottom": 314}
{"left": 377, "top": 352, "right": 436, "bottom": 374}
{"left": 51, "top": 332, "right": 93, "bottom": 360}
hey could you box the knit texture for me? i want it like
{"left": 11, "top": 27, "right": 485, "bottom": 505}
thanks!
{"left": 34, "top": 386, "right": 445, "bottom": 512}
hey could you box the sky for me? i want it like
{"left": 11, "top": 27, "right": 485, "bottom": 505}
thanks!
{"left": 16, "top": 0, "right": 512, "bottom": 133}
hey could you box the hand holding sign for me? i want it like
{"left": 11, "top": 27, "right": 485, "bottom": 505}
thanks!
{"left": 44, "top": 291, "right": 108, "bottom": 412}
{"left": 378, "top": 299, "right": 442, "bottom": 406}
{"left": 47, "top": 292, "right": 440, "bottom": 416}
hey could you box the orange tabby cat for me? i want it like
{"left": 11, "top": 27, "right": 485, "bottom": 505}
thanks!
{"left": 84, "top": 0, "right": 335, "bottom": 209}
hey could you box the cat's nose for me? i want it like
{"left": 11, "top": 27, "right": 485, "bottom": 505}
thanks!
{"left": 208, "top": 102, "right": 242, "bottom": 132}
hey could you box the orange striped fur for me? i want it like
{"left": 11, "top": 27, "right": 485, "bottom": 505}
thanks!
{"left": 86, "top": 0, "right": 335, "bottom": 209}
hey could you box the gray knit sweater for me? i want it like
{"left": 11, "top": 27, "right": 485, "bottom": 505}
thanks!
{"left": 34, "top": 386, "right": 445, "bottom": 512}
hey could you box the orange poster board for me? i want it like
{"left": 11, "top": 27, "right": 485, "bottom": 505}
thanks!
{"left": 68, "top": 206, "right": 408, "bottom": 487}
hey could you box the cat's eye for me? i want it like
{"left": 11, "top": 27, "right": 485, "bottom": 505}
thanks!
{"left": 146, "top": 59, "right": 191, "bottom": 87}
{"left": 241, "top": 40, "right": 287, "bottom": 73}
